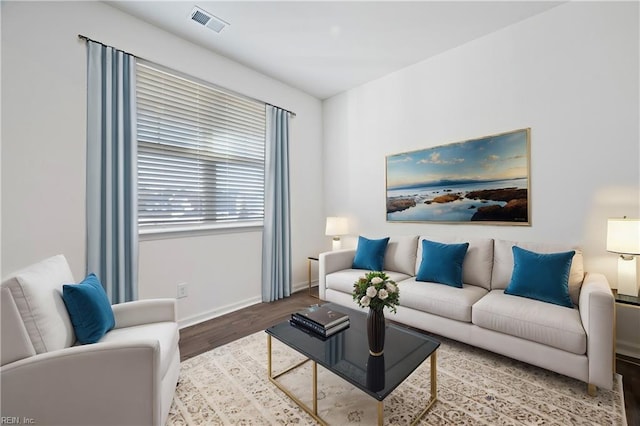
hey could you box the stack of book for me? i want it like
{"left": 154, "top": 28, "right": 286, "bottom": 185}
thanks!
{"left": 290, "top": 304, "right": 350, "bottom": 338}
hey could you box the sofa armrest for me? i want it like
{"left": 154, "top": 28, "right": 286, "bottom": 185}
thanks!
{"left": 319, "top": 249, "right": 356, "bottom": 299}
{"left": 578, "top": 272, "right": 614, "bottom": 390}
{"left": 1, "top": 341, "right": 161, "bottom": 425}
{"left": 112, "top": 298, "right": 177, "bottom": 329}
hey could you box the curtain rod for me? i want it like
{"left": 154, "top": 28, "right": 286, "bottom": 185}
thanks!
{"left": 77, "top": 34, "right": 296, "bottom": 117}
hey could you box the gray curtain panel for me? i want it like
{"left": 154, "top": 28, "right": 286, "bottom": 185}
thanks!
{"left": 86, "top": 40, "right": 138, "bottom": 304}
{"left": 262, "top": 106, "right": 292, "bottom": 302}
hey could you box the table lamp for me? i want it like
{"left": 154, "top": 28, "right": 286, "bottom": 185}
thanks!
{"left": 325, "top": 217, "right": 348, "bottom": 250}
{"left": 607, "top": 217, "right": 640, "bottom": 297}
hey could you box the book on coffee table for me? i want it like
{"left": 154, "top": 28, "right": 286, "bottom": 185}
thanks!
{"left": 291, "top": 304, "right": 350, "bottom": 337}
{"left": 294, "top": 304, "right": 349, "bottom": 328}
{"left": 289, "top": 316, "right": 350, "bottom": 338}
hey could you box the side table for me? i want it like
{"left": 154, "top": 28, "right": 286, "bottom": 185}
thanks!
{"left": 307, "top": 256, "right": 319, "bottom": 299}
{"left": 614, "top": 291, "right": 640, "bottom": 307}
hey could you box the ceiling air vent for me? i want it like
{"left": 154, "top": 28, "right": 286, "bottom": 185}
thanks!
{"left": 190, "top": 6, "right": 229, "bottom": 33}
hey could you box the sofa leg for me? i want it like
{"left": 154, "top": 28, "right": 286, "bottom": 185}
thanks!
{"left": 587, "top": 383, "right": 597, "bottom": 396}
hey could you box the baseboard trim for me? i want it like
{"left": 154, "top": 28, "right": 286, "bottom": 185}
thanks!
{"left": 292, "top": 280, "right": 317, "bottom": 293}
{"left": 178, "top": 296, "right": 261, "bottom": 329}
{"left": 616, "top": 338, "right": 640, "bottom": 359}
{"left": 178, "top": 280, "right": 316, "bottom": 329}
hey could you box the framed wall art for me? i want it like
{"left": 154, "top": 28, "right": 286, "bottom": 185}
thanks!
{"left": 386, "top": 128, "right": 530, "bottom": 225}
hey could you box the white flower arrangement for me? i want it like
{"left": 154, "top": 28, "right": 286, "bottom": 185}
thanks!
{"left": 353, "top": 271, "right": 399, "bottom": 313}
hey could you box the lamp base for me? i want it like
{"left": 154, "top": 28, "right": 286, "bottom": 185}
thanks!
{"left": 332, "top": 237, "right": 341, "bottom": 251}
{"left": 617, "top": 256, "right": 639, "bottom": 297}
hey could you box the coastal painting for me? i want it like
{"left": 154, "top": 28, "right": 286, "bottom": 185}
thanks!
{"left": 386, "top": 128, "right": 530, "bottom": 224}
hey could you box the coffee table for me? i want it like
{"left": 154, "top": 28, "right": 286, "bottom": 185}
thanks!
{"left": 265, "top": 303, "right": 440, "bottom": 425}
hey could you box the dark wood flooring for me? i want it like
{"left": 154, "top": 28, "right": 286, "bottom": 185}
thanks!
{"left": 179, "top": 289, "right": 640, "bottom": 425}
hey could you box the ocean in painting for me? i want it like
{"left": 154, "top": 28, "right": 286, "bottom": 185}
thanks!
{"left": 386, "top": 178, "right": 527, "bottom": 222}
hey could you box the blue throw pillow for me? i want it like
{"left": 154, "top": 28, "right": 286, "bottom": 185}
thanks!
{"left": 352, "top": 236, "right": 390, "bottom": 271}
{"left": 504, "top": 246, "right": 574, "bottom": 308}
{"left": 416, "top": 239, "right": 469, "bottom": 288}
{"left": 62, "top": 273, "right": 115, "bottom": 344}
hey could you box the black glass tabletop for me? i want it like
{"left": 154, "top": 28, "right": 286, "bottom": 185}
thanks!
{"left": 266, "top": 302, "right": 440, "bottom": 401}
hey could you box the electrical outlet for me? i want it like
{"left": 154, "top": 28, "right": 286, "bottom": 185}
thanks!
{"left": 177, "top": 283, "right": 188, "bottom": 299}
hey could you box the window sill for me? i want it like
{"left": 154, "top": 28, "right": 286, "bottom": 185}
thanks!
{"left": 139, "top": 221, "right": 263, "bottom": 241}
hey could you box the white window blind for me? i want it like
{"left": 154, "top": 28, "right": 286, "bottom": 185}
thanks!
{"left": 136, "top": 62, "right": 266, "bottom": 231}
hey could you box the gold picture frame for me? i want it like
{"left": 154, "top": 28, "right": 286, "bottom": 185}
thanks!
{"left": 385, "top": 128, "right": 531, "bottom": 225}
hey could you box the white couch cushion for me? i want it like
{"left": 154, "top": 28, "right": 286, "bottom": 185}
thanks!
{"left": 491, "top": 239, "right": 585, "bottom": 305}
{"left": 1, "top": 255, "right": 76, "bottom": 353}
{"left": 417, "top": 236, "right": 494, "bottom": 290}
{"left": 472, "top": 290, "right": 586, "bottom": 354}
{"left": 99, "top": 322, "right": 179, "bottom": 378}
{"left": 398, "top": 278, "right": 488, "bottom": 322}
{"left": 326, "top": 269, "right": 412, "bottom": 295}
{"left": 1, "top": 288, "right": 36, "bottom": 365}
{"left": 384, "top": 236, "right": 419, "bottom": 275}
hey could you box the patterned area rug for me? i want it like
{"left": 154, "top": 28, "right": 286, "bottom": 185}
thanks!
{"left": 167, "top": 331, "right": 626, "bottom": 425}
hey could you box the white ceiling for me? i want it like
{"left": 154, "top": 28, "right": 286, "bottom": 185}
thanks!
{"left": 107, "top": 1, "right": 563, "bottom": 99}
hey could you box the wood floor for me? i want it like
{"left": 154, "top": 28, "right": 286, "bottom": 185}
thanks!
{"left": 179, "top": 289, "right": 640, "bottom": 425}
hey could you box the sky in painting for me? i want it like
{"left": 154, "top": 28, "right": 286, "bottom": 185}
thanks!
{"left": 386, "top": 130, "right": 528, "bottom": 189}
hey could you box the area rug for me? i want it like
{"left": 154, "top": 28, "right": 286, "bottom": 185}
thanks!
{"left": 167, "top": 331, "right": 627, "bottom": 425}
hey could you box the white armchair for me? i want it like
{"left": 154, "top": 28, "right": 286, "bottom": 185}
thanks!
{"left": 1, "top": 255, "right": 180, "bottom": 426}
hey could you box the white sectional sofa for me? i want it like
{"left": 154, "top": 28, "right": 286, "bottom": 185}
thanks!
{"left": 319, "top": 236, "right": 615, "bottom": 393}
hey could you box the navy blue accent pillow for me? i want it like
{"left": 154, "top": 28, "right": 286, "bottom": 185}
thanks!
{"left": 504, "top": 246, "right": 574, "bottom": 308}
{"left": 62, "top": 273, "right": 115, "bottom": 344}
{"left": 352, "top": 236, "right": 390, "bottom": 271}
{"left": 416, "top": 239, "right": 469, "bottom": 288}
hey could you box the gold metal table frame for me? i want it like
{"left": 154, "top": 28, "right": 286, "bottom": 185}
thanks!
{"left": 267, "top": 335, "right": 438, "bottom": 426}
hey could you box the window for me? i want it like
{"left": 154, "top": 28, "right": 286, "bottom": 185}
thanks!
{"left": 136, "top": 62, "right": 266, "bottom": 232}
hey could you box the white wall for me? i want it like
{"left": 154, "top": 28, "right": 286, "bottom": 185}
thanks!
{"left": 1, "top": 1, "right": 325, "bottom": 325}
{"left": 323, "top": 2, "right": 639, "bottom": 354}
{"left": 323, "top": 1, "right": 639, "bottom": 278}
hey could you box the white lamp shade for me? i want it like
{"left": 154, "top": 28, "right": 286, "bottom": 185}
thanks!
{"left": 607, "top": 218, "right": 640, "bottom": 255}
{"left": 325, "top": 217, "right": 348, "bottom": 236}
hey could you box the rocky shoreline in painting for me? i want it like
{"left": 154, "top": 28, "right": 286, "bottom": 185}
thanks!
{"left": 386, "top": 187, "right": 528, "bottom": 222}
